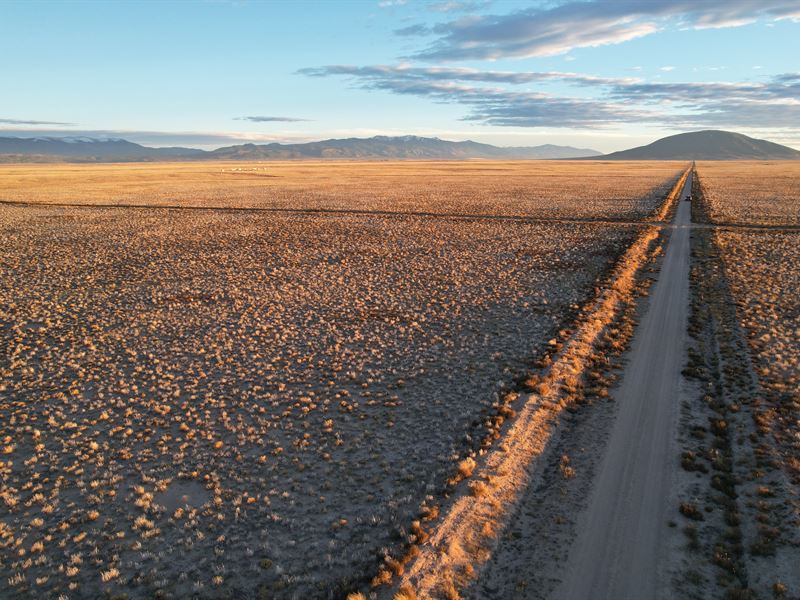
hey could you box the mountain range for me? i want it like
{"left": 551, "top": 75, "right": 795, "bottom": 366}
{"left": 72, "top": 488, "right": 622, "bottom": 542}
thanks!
{"left": 0, "top": 130, "right": 798, "bottom": 162}
{"left": 206, "top": 136, "right": 602, "bottom": 160}
{"left": 0, "top": 135, "right": 598, "bottom": 162}
{"left": 0, "top": 136, "right": 203, "bottom": 161}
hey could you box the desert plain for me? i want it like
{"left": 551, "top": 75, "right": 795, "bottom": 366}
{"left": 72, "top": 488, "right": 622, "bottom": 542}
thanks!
{"left": 1, "top": 160, "right": 798, "bottom": 600}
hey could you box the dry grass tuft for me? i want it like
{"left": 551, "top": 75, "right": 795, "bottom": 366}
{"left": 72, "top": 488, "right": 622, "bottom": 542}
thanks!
{"left": 371, "top": 568, "right": 393, "bottom": 588}
{"left": 394, "top": 583, "right": 418, "bottom": 600}
{"left": 469, "top": 480, "right": 490, "bottom": 498}
{"left": 457, "top": 457, "right": 477, "bottom": 479}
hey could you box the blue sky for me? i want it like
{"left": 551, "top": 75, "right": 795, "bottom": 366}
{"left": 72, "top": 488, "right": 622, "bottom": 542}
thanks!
{"left": 1, "top": 0, "right": 799, "bottom": 152}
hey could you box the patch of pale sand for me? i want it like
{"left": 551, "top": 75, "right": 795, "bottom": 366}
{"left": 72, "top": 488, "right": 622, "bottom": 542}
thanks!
{"left": 154, "top": 480, "right": 211, "bottom": 513}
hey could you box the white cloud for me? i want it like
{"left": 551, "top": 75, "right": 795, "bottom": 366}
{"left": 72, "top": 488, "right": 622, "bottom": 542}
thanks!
{"left": 0, "top": 117, "right": 74, "bottom": 126}
{"left": 411, "top": 0, "right": 800, "bottom": 61}
{"left": 429, "top": 1, "right": 489, "bottom": 13}
{"left": 302, "top": 63, "right": 800, "bottom": 130}
{"left": 235, "top": 116, "right": 311, "bottom": 123}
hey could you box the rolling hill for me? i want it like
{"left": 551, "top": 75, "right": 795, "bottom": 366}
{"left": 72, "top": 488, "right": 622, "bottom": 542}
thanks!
{"left": 600, "top": 130, "right": 800, "bottom": 160}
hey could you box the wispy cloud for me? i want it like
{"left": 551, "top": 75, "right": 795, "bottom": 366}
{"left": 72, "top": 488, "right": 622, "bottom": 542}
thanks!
{"left": 0, "top": 118, "right": 74, "bottom": 126}
{"left": 0, "top": 128, "right": 307, "bottom": 148}
{"left": 428, "top": 1, "right": 490, "bottom": 13}
{"left": 667, "top": 101, "right": 800, "bottom": 129}
{"left": 301, "top": 65, "right": 653, "bottom": 128}
{"left": 607, "top": 76, "right": 800, "bottom": 128}
{"left": 410, "top": 0, "right": 800, "bottom": 60}
{"left": 395, "top": 24, "right": 431, "bottom": 36}
{"left": 302, "top": 63, "right": 800, "bottom": 130}
{"left": 235, "top": 115, "right": 311, "bottom": 123}
{"left": 299, "top": 64, "right": 636, "bottom": 87}
{"left": 607, "top": 77, "right": 800, "bottom": 104}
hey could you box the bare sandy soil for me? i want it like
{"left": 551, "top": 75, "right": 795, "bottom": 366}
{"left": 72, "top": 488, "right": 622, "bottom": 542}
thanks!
{"left": 0, "top": 201, "right": 641, "bottom": 599}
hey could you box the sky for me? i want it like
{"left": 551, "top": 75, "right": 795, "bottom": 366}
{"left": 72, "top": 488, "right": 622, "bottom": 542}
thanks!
{"left": 1, "top": 0, "right": 799, "bottom": 153}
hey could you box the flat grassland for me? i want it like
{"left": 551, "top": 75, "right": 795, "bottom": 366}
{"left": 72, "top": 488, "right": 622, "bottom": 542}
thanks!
{"left": 0, "top": 161, "right": 679, "bottom": 598}
{"left": 697, "top": 161, "right": 800, "bottom": 225}
{"left": 716, "top": 231, "right": 800, "bottom": 480}
{"left": 701, "top": 162, "right": 800, "bottom": 484}
{"left": 0, "top": 160, "right": 683, "bottom": 220}
{"left": 696, "top": 167, "right": 800, "bottom": 595}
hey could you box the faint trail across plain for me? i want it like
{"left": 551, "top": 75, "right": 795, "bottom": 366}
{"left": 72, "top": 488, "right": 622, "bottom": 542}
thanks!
{"left": 3, "top": 197, "right": 798, "bottom": 232}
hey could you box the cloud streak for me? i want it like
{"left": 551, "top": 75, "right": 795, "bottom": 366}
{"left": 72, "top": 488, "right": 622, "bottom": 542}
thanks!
{"left": 235, "top": 115, "right": 311, "bottom": 123}
{"left": 428, "top": 1, "right": 490, "bottom": 14}
{"left": 608, "top": 76, "right": 800, "bottom": 128}
{"left": 411, "top": 0, "right": 800, "bottom": 60}
{"left": 394, "top": 24, "right": 431, "bottom": 36}
{"left": 302, "top": 63, "right": 800, "bottom": 130}
{"left": 299, "top": 64, "right": 636, "bottom": 87}
{"left": 301, "top": 64, "right": 655, "bottom": 128}
{"left": 0, "top": 128, "right": 311, "bottom": 149}
{"left": 0, "top": 118, "right": 74, "bottom": 126}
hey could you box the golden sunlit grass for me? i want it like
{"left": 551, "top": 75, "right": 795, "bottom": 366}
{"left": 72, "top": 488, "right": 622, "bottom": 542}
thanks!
{"left": 696, "top": 160, "right": 800, "bottom": 225}
{"left": 697, "top": 165, "right": 800, "bottom": 484}
{"left": 457, "top": 457, "right": 476, "bottom": 479}
{"left": 715, "top": 230, "right": 800, "bottom": 481}
{"left": 0, "top": 159, "right": 683, "bottom": 220}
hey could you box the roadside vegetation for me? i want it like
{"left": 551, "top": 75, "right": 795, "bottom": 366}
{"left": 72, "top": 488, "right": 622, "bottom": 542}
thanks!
{"left": 695, "top": 161, "right": 800, "bottom": 226}
{"left": 674, "top": 168, "right": 799, "bottom": 599}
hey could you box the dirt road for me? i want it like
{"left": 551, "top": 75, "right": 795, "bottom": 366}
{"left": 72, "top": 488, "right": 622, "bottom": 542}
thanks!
{"left": 552, "top": 171, "right": 693, "bottom": 599}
